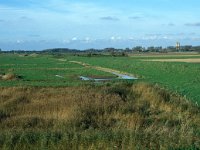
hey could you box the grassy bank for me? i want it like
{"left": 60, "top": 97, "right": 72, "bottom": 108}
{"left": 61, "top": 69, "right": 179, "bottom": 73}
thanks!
{"left": 0, "top": 82, "right": 199, "bottom": 149}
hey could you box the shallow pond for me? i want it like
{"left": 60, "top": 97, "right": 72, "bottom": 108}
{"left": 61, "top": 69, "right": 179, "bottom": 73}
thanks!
{"left": 80, "top": 72, "right": 137, "bottom": 82}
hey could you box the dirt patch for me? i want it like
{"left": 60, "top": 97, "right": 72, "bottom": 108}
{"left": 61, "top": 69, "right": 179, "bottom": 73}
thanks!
{"left": 145, "top": 58, "right": 200, "bottom": 63}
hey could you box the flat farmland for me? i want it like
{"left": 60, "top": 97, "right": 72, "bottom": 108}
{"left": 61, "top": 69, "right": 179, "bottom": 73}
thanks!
{"left": 68, "top": 54, "right": 200, "bottom": 104}
{"left": 0, "top": 54, "right": 115, "bottom": 86}
{"left": 0, "top": 53, "right": 200, "bottom": 149}
{"left": 1, "top": 54, "right": 200, "bottom": 104}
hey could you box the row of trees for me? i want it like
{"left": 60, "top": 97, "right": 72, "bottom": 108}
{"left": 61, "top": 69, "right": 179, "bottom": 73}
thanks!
{"left": 119, "top": 45, "right": 200, "bottom": 53}
{"left": 0, "top": 45, "right": 199, "bottom": 54}
{"left": 99, "top": 45, "right": 200, "bottom": 53}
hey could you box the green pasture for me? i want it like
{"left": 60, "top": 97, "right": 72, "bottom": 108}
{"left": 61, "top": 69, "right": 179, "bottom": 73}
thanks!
{"left": 0, "top": 53, "right": 200, "bottom": 104}
{"left": 0, "top": 53, "right": 200, "bottom": 149}
{"left": 68, "top": 55, "right": 200, "bottom": 104}
{"left": 0, "top": 54, "right": 115, "bottom": 87}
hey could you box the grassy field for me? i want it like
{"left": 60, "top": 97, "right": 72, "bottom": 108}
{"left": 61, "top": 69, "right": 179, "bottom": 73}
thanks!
{"left": 0, "top": 54, "right": 115, "bottom": 86}
{"left": 0, "top": 53, "right": 200, "bottom": 149}
{"left": 68, "top": 54, "right": 200, "bottom": 104}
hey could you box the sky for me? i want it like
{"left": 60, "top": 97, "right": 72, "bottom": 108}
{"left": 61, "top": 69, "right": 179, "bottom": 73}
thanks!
{"left": 0, "top": 0, "right": 200, "bottom": 50}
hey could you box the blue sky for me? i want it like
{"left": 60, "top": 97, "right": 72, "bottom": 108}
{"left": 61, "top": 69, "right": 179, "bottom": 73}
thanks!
{"left": 0, "top": 0, "right": 200, "bottom": 50}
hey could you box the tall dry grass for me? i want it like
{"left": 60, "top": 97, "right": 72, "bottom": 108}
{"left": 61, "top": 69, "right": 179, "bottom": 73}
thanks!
{"left": 0, "top": 82, "right": 199, "bottom": 149}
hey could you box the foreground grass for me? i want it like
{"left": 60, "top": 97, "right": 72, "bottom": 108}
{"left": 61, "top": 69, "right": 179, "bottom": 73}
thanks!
{"left": 0, "top": 82, "right": 199, "bottom": 149}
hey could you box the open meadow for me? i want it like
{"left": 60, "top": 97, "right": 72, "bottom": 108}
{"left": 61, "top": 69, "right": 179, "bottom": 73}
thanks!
{"left": 68, "top": 54, "right": 200, "bottom": 104}
{"left": 0, "top": 54, "right": 115, "bottom": 87}
{"left": 0, "top": 53, "right": 200, "bottom": 149}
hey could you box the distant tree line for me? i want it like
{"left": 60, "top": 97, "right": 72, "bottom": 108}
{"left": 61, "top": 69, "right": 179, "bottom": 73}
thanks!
{"left": 0, "top": 45, "right": 200, "bottom": 55}
{"left": 42, "top": 46, "right": 200, "bottom": 53}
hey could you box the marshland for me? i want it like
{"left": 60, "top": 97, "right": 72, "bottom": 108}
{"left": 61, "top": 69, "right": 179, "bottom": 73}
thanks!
{"left": 0, "top": 52, "right": 200, "bottom": 149}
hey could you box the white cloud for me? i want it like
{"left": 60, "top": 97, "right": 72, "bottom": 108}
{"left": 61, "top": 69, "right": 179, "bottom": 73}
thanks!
{"left": 16, "top": 40, "right": 24, "bottom": 44}
{"left": 110, "top": 36, "right": 115, "bottom": 40}
{"left": 72, "top": 37, "right": 78, "bottom": 41}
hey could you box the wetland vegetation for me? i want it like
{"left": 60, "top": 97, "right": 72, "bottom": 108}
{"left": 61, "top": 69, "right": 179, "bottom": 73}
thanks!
{"left": 0, "top": 52, "right": 200, "bottom": 149}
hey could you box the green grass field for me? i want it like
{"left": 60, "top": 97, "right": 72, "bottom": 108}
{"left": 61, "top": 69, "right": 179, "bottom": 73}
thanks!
{"left": 0, "top": 54, "right": 200, "bottom": 104}
{"left": 0, "top": 54, "right": 115, "bottom": 86}
{"left": 67, "top": 55, "right": 200, "bottom": 104}
{"left": 0, "top": 53, "right": 200, "bottom": 149}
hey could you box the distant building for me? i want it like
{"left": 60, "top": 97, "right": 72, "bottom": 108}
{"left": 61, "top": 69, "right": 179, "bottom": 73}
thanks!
{"left": 176, "top": 42, "right": 180, "bottom": 50}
